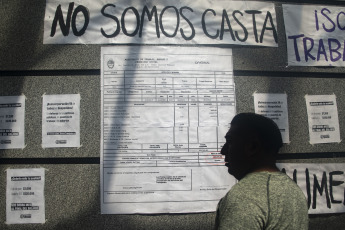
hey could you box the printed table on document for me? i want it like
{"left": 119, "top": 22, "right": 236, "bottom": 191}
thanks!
{"left": 102, "top": 70, "right": 235, "bottom": 168}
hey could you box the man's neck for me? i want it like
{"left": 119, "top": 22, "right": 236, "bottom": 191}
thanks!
{"left": 250, "top": 158, "right": 280, "bottom": 174}
{"left": 252, "top": 165, "right": 280, "bottom": 173}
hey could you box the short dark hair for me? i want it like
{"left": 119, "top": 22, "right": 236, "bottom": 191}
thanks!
{"left": 230, "top": 113, "right": 283, "bottom": 155}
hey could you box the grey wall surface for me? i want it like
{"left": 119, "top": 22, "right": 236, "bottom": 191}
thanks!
{"left": 1, "top": 0, "right": 345, "bottom": 229}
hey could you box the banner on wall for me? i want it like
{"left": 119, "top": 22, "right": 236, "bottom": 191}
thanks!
{"left": 278, "top": 163, "right": 345, "bottom": 214}
{"left": 283, "top": 4, "right": 345, "bottom": 67}
{"left": 44, "top": 0, "right": 277, "bottom": 46}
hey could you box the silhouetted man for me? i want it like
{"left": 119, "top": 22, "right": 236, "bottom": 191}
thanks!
{"left": 215, "top": 113, "right": 308, "bottom": 229}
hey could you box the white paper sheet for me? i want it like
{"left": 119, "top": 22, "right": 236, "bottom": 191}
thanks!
{"left": 100, "top": 46, "right": 236, "bottom": 214}
{"left": 6, "top": 168, "right": 45, "bottom": 224}
{"left": 277, "top": 163, "right": 345, "bottom": 214}
{"left": 42, "top": 94, "right": 80, "bottom": 148}
{"left": 253, "top": 93, "right": 290, "bottom": 143}
{"left": 283, "top": 4, "right": 345, "bottom": 66}
{"left": 44, "top": 0, "right": 277, "bottom": 47}
{"left": 305, "top": 95, "right": 340, "bottom": 144}
{"left": 0, "top": 96, "right": 25, "bottom": 149}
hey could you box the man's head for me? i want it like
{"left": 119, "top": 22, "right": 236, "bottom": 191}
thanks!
{"left": 221, "top": 113, "right": 283, "bottom": 180}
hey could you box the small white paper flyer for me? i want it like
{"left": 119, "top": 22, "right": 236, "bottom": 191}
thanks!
{"left": 6, "top": 168, "right": 45, "bottom": 224}
{"left": 305, "top": 94, "right": 341, "bottom": 144}
{"left": 0, "top": 95, "right": 25, "bottom": 149}
{"left": 253, "top": 93, "right": 290, "bottom": 143}
{"left": 42, "top": 94, "right": 80, "bottom": 148}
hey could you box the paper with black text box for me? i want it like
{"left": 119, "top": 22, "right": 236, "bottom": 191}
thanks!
{"left": 0, "top": 95, "right": 25, "bottom": 149}
{"left": 253, "top": 93, "right": 290, "bottom": 143}
{"left": 42, "top": 94, "right": 80, "bottom": 148}
{"left": 6, "top": 168, "right": 45, "bottom": 224}
{"left": 305, "top": 95, "right": 340, "bottom": 144}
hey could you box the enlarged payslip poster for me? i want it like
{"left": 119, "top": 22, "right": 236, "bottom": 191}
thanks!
{"left": 277, "top": 163, "right": 345, "bottom": 214}
{"left": 42, "top": 94, "right": 80, "bottom": 148}
{"left": 100, "top": 46, "right": 236, "bottom": 214}
{"left": 305, "top": 95, "right": 340, "bottom": 144}
{"left": 6, "top": 168, "right": 45, "bottom": 224}
{"left": 0, "top": 96, "right": 25, "bottom": 149}
{"left": 44, "top": 0, "right": 277, "bottom": 46}
{"left": 283, "top": 4, "right": 345, "bottom": 66}
{"left": 253, "top": 93, "right": 290, "bottom": 143}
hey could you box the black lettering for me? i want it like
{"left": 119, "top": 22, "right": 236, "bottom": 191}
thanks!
{"left": 293, "top": 169, "right": 297, "bottom": 183}
{"left": 101, "top": 4, "right": 120, "bottom": 38}
{"left": 179, "top": 7, "right": 195, "bottom": 41}
{"left": 306, "top": 168, "right": 311, "bottom": 209}
{"left": 121, "top": 7, "right": 140, "bottom": 37}
{"left": 328, "top": 38, "right": 342, "bottom": 62}
{"left": 260, "top": 11, "right": 277, "bottom": 43}
{"left": 303, "top": 37, "right": 316, "bottom": 62}
{"left": 202, "top": 9, "right": 219, "bottom": 39}
{"left": 220, "top": 10, "right": 235, "bottom": 41}
{"left": 288, "top": 34, "right": 304, "bottom": 62}
{"left": 337, "top": 12, "right": 345, "bottom": 30}
{"left": 232, "top": 10, "right": 248, "bottom": 42}
{"left": 321, "top": 8, "right": 336, "bottom": 32}
{"left": 160, "top": 6, "right": 179, "bottom": 38}
{"left": 313, "top": 172, "right": 331, "bottom": 209}
{"left": 71, "top": 5, "right": 89, "bottom": 36}
{"left": 329, "top": 171, "right": 344, "bottom": 204}
{"left": 140, "top": 6, "right": 160, "bottom": 38}
{"left": 50, "top": 3, "right": 74, "bottom": 37}
{"left": 315, "top": 10, "right": 319, "bottom": 31}
{"left": 317, "top": 39, "right": 328, "bottom": 61}
{"left": 245, "top": 10, "right": 261, "bottom": 43}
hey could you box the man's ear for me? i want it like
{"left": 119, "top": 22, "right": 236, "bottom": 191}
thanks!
{"left": 245, "top": 134, "right": 262, "bottom": 158}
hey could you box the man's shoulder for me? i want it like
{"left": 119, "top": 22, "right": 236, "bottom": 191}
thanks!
{"left": 218, "top": 172, "right": 308, "bottom": 230}
{"left": 225, "top": 172, "right": 273, "bottom": 202}
{"left": 268, "top": 172, "right": 306, "bottom": 196}
{"left": 227, "top": 172, "right": 303, "bottom": 200}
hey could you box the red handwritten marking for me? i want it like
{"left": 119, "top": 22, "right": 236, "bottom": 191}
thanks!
{"left": 203, "top": 151, "right": 225, "bottom": 165}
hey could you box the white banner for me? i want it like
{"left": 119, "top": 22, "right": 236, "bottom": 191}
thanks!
{"left": 44, "top": 0, "right": 277, "bottom": 46}
{"left": 283, "top": 4, "right": 345, "bottom": 66}
{"left": 278, "top": 163, "right": 345, "bottom": 214}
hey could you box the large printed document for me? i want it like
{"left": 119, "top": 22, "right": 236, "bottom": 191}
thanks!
{"left": 100, "top": 46, "right": 236, "bottom": 214}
